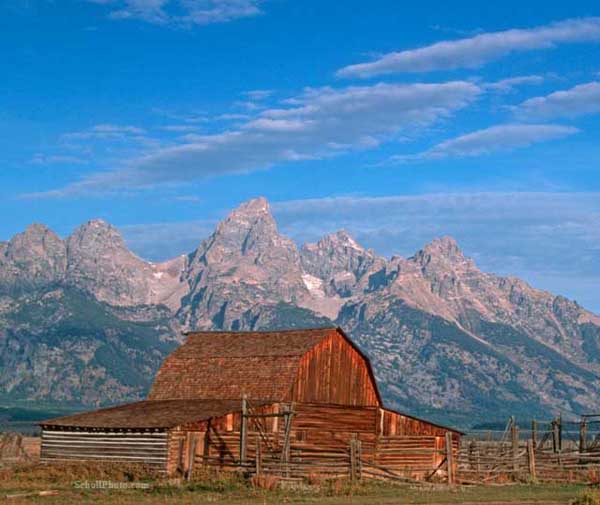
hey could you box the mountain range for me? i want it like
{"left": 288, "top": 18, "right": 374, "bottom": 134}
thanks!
{"left": 1, "top": 197, "right": 599, "bottom": 427}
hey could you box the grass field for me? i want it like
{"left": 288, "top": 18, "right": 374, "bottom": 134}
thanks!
{"left": 0, "top": 463, "right": 594, "bottom": 504}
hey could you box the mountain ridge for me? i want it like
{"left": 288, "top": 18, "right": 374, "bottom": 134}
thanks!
{"left": 0, "top": 196, "right": 598, "bottom": 426}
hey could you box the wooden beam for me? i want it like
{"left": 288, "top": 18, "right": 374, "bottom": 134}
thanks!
{"left": 255, "top": 436, "right": 262, "bottom": 476}
{"left": 579, "top": 418, "right": 587, "bottom": 453}
{"left": 186, "top": 433, "right": 198, "bottom": 481}
{"left": 511, "top": 423, "right": 519, "bottom": 472}
{"left": 240, "top": 396, "right": 248, "bottom": 466}
{"left": 445, "top": 432, "right": 454, "bottom": 486}
{"left": 527, "top": 439, "right": 536, "bottom": 483}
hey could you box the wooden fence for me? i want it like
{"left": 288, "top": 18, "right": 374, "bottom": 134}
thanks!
{"left": 191, "top": 415, "right": 600, "bottom": 485}
{"left": 457, "top": 416, "right": 600, "bottom": 484}
{"left": 190, "top": 432, "right": 455, "bottom": 484}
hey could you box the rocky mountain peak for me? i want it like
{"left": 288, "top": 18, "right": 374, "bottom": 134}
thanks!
{"left": 300, "top": 230, "right": 383, "bottom": 299}
{"left": 196, "top": 197, "right": 293, "bottom": 265}
{"left": 181, "top": 197, "right": 307, "bottom": 328}
{"left": 65, "top": 219, "right": 159, "bottom": 307}
{"left": 232, "top": 196, "right": 270, "bottom": 216}
{"left": 414, "top": 236, "right": 468, "bottom": 267}
{"left": 322, "top": 230, "right": 365, "bottom": 251}
{"left": 0, "top": 224, "right": 67, "bottom": 290}
{"left": 14, "top": 223, "right": 63, "bottom": 248}
{"left": 69, "top": 219, "right": 125, "bottom": 248}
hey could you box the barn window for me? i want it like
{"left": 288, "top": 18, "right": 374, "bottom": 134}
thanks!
{"left": 226, "top": 413, "right": 234, "bottom": 431}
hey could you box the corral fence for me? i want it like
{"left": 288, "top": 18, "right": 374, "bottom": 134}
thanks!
{"left": 457, "top": 415, "right": 600, "bottom": 484}
{"left": 190, "top": 413, "right": 600, "bottom": 486}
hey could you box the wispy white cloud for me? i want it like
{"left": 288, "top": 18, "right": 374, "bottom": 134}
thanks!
{"left": 337, "top": 17, "right": 600, "bottom": 78}
{"left": 214, "top": 113, "right": 250, "bottom": 121}
{"left": 61, "top": 124, "right": 147, "bottom": 141}
{"left": 385, "top": 124, "right": 579, "bottom": 163}
{"left": 121, "top": 218, "right": 215, "bottom": 260}
{"left": 233, "top": 100, "right": 263, "bottom": 111}
{"left": 30, "top": 154, "right": 88, "bottom": 165}
{"left": 34, "top": 81, "right": 481, "bottom": 197}
{"left": 514, "top": 81, "right": 600, "bottom": 119}
{"left": 151, "top": 108, "right": 208, "bottom": 123}
{"left": 484, "top": 75, "right": 545, "bottom": 92}
{"left": 243, "top": 89, "right": 273, "bottom": 100}
{"left": 173, "top": 194, "right": 202, "bottom": 201}
{"left": 161, "top": 125, "right": 201, "bottom": 132}
{"left": 88, "top": 0, "right": 263, "bottom": 27}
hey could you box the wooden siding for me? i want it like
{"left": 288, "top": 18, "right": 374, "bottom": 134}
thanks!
{"left": 290, "top": 332, "right": 380, "bottom": 406}
{"left": 379, "top": 408, "right": 458, "bottom": 438}
{"left": 166, "top": 402, "right": 457, "bottom": 478}
{"left": 40, "top": 429, "right": 168, "bottom": 468}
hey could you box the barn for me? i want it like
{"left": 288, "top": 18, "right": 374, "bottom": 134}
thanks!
{"left": 40, "top": 327, "right": 461, "bottom": 479}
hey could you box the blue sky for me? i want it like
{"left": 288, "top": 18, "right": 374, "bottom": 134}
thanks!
{"left": 1, "top": 0, "right": 600, "bottom": 311}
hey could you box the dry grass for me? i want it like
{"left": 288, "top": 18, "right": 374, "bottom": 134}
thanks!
{"left": 0, "top": 462, "right": 592, "bottom": 504}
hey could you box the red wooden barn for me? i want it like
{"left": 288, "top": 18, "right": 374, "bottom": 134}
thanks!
{"left": 40, "top": 327, "right": 460, "bottom": 479}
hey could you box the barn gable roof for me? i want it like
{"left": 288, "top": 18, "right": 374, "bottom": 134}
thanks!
{"left": 148, "top": 327, "right": 383, "bottom": 405}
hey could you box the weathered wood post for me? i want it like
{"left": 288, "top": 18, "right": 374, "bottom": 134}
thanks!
{"left": 531, "top": 419, "right": 537, "bottom": 449}
{"left": 579, "top": 418, "right": 587, "bottom": 454}
{"left": 527, "top": 439, "right": 536, "bottom": 482}
{"left": 255, "top": 435, "right": 262, "bottom": 476}
{"left": 468, "top": 440, "right": 476, "bottom": 474}
{"left": 178, "top": 438, "right": 185, "bottom": 473}
{"left": 280, "top": 403, "right": 294, "bottom": 478}
{"left": 512, "top": 422, "right": 520, "bottom": 473}
{"left": 240, "top": 395, "right": 248, "bottom": 466}
{"left": 558, "top": 415, "right": 563, "bottom": 453}
{"left": 186, "top": 433, "right": 198, "bottom": 481}
{"left": 552, "top": 419, "right": 559, "bottom": 454}
{"left": 350, "top": 438, "right": 357, "bottom": 482}
{"left": 356, "top": 439, "right": 362, "bottom": 481}
{"left": 476, "top": 442, "right": 481, "bottom": 481}
{"left": 445, "top": 432, "right": 455, "bottom": 485}
{"left": 202, "top": 423, "right": 211, "bottom": 467}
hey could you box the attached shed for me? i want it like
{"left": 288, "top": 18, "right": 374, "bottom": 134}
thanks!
{"left": 40, "top": 327, "right": 461, "bottom": 479}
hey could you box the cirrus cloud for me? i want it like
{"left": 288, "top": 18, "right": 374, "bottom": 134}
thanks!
{"left": 384, "top": 124, "right": 580, "bottom": 163}
{"left": 33, "top": 81, "right": 481, "bottom": 197}
{"left": 514, "top": 81, "right": 600, "bottom": 120}
{"left": 88, "top": 0, "right": 263, "bottom": 27}
{"left": 337, "top": 17, "right": 600, "bottom": 78}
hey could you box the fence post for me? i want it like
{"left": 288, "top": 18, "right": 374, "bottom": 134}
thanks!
{"left": 527, "top": 439, "right": 537, "bottom": 482}
{"left": 357, "top": 439, "right": 362, "bottom": 481}
{"left": 350, "top": 439, "right": 357, "bottom": 482}
{"left": 202, "top": 423, "right": 211, "bottom": 467}
{"left": 531, "top": 419, "right": 537, "bottom": 449}
{"left": 255, "top": 435, "right": 262, "bottom": 476}
{"left": 186, "top": 433, "right": 198, "bottom": 481}
{"left": 240, "top": 395, "right": 248, "bottom": 466}
{"left": 552, "top": 419, "right": 559, "bottom": 454}
{"left": 579, "top": 418, "right": 587, "bottom": 454}
{"left": 512, "top": 423, "right": 520, "bottom": 473}
{"left": 445, "top": 432, "right": 455, "bottom": 485}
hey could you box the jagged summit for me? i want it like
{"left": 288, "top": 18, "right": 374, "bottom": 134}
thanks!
{"left": 233, "top": 196, "right": 270, "bottom": 215}
{"left": 320, "top": 230, "right": 365, "bottom": 251}
{"left": 415, "top": 236, "right": 468, "bottom": 265}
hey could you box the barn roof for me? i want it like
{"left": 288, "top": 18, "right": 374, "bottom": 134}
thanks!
{"left": 40, "top": 399, "right": 270, "bottom": 429}
{"left": 148, "top": 327, "right": 379, "bottom": 403}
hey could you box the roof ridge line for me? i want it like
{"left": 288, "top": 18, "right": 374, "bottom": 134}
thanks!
{"left": 183, "top": 326, "right": 338, "bottom": 335}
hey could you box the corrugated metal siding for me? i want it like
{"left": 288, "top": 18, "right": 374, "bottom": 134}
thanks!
{"left": 40, "top": 429, "right": 168, "bottom": 468}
